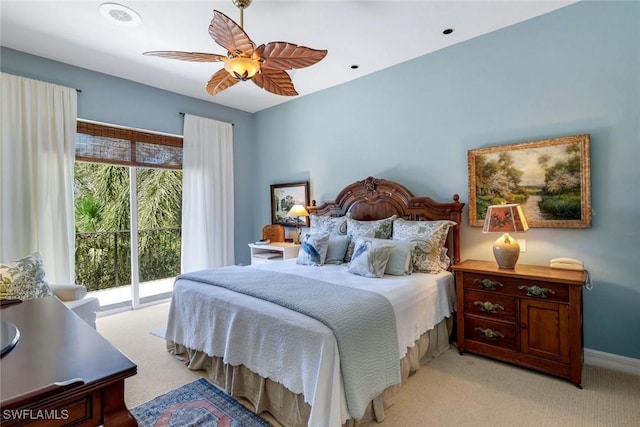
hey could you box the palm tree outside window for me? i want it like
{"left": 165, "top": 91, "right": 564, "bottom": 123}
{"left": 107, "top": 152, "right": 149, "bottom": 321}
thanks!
{"left": 74, "top": 121, "right": 183, "bottom": 310}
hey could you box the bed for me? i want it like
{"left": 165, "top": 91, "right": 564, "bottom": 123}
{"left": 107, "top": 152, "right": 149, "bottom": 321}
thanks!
{"left": 166, "top": 177, "right": 465, "bottom": 427}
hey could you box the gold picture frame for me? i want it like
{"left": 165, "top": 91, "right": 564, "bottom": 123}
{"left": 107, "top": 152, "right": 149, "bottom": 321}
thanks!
{"left": 468, "top": 134, "right": 591, "bottom": 228}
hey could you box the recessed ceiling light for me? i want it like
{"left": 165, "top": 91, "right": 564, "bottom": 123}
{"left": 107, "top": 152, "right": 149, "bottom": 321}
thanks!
{"left": 350, "top": 65, "right": 359, "bottom": 69}
{"left": 99, "top": 3, "right": 142, "bottom": 27}
{"left": 443, "top": 28, "right": 454, "bottom": 35}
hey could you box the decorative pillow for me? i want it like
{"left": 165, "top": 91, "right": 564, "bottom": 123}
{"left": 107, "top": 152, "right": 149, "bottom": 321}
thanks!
{"left": 324, "top": 235, "right": 351, "bottom": 264}
{"left": 347, "top": 239, "right": 393, "bottom": 278}
{"left": 360, "top": 238, "right": 416, "bottom": 276}
{"left": 309, "top": 215, "right": 347, "bottom": 235}
{"left": 392, "top": 219, "right": 456, "bottom": 273}
{"left": 297, "top": 233, "right": 330, "bottom": 266}
{"left": 344, "top": 214, "right": 396, "bottom": 262}
{"left": 0, "top": 252, "right": 52, "bottom": 300}
{"left": 385, "top": 240, "right": 417, "bottom": 276}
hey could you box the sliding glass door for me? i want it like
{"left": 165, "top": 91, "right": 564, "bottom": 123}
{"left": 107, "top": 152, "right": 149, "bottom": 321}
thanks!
{"left": 74, "top": 162, "right": 182, "bottom": 310}
{"left": 134, "top": 167, "right": 181, "bottom": 307}
{"left": 74, "top": 120, "right": 183, "bottom": 311}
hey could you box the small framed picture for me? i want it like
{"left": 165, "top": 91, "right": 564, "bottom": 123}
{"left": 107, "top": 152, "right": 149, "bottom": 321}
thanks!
{"left": 468, "top": 134, "right": 591, "bottom": 228}
{"left": 270, "top": 181, "right": 310, "bottom": 227}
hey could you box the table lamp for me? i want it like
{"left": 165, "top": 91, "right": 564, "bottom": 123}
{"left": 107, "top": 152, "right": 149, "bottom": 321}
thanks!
{"left": 483, "top": 204, "right": 529, "bottom": 269}
{"left": 286, "top": 204, "right": 309, "bottom": 244}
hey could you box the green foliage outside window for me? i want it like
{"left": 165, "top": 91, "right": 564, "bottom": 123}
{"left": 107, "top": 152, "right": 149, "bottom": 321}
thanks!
{"left": 74, "top": 162, "right": 182, "bottom": 291}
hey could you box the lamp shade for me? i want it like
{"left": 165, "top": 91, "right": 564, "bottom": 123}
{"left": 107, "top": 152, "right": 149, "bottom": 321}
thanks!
{"left": 287, "top": 205, "right": 309, "bottom": 244}
{"left": 483, "top": 204, "right": 529, "bottom": 234}
{"left": 482, "top": 204, "right": 528, "bottom": 269}
{"left": 286, "top": 205, "right": 309, "bottom": 218}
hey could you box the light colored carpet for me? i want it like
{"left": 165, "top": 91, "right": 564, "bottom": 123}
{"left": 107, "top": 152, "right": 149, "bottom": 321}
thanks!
{"left": 97, "top": 302, "right": 640, "bottom": 427}
{"left": 150, "top": 326, "right": 166, "bottom": 339}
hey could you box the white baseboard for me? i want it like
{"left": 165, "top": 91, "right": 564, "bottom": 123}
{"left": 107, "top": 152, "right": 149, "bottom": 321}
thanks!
{"left": 584, "top": 348, "right": 640, "bottom": 376}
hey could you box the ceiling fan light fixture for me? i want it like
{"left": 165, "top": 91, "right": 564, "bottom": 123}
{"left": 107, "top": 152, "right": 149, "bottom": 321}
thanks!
{"left": 224, "top": 56, "right": 261, "bottom": 81}
{"left": 143, "top": 2, "right": 326, "bottom": 97}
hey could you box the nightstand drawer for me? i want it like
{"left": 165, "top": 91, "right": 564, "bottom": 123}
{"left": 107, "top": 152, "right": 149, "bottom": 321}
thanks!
{"left": 463, "top": 272, "right": 569, "bottom": 302}
{"left": 464, "top": 316, "right": 516, "bottom": 350}
{"left": 464, "top": 290, "right": 516, "bottom": 323}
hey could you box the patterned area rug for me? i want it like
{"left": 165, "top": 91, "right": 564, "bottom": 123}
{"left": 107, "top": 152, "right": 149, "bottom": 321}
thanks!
{"left": 131, "top": 378, "right": 271, "bottom": 426}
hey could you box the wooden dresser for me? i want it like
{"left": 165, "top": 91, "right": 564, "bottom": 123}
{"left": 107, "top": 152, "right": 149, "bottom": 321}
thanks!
{"left": 452, "top": 260, "right": 587, "bottom": 387}
{"left": 1, "top": 297, "right": 137, "bottom": 426}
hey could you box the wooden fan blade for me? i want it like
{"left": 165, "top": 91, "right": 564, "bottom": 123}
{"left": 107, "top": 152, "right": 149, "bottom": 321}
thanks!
{"left": 256, "top": 42, "right": 327, "bottom": 70}
{"left": 252, "top": 69, "right": 298, "bottom": 96}
{"left": 208, "top": 10, "right": 254, "bottom": 57}
{"left": 206, "top": 69, "right": 239, "bottom": 95}
{"left": 143, "top": 51, "right": 227, "bottom": 63}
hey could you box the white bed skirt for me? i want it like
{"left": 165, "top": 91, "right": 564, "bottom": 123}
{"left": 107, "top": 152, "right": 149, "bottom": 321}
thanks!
{"left": 167, "top": 316, "right": 453, "bottom": 427}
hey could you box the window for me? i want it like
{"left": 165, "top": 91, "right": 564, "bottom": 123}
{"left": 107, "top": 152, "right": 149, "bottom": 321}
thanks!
{"left": 74, "top": 121, "right": 183, "bottom": 310}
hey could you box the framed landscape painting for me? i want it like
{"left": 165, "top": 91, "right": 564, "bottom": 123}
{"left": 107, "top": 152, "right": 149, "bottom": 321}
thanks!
{"left": 270, "top": 181, "right": 310, "bottom": 227}
{"left": 468, "top": 134, "right": 591, "bottom": 228}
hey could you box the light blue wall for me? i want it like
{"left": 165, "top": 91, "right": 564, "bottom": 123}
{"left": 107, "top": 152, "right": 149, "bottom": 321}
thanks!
{"left": 2, "top": 1, "right": 638, "bottom": 359}
{"left": 0, "top": 47, "right": 255, "bottom": 264}
{"left": 253, "top": 1, "right": 640, "bottom": 359}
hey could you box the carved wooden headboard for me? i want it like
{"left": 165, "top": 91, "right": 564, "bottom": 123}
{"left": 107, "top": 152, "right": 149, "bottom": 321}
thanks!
{"left": 307, "top": 176, "right": 465, "bottom": 265}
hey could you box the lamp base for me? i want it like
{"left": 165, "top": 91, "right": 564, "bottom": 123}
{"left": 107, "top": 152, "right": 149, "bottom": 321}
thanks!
{"left": 493, "top": 233, "right": 520, "bottom": 269}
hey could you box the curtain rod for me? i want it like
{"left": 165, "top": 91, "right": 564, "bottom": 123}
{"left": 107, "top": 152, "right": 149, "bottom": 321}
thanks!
{"left": 179, "top": 111, "right": 234, "bottom": 126}
{"left": 76, "top": 88, "right": 82, "bottom": 93}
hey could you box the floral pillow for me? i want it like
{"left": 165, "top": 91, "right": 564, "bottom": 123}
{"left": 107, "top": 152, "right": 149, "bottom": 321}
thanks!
{"left": 347, "top": 239, "right": 394, "bottom": 279}
{"left": 0, "top": 252, "right": 52, "bottom": 300}
{"left": 297, "top": 233, "right": 330, "bottom": 266}
{"left": 344, "top": 214, "right": 396, "bottom": 262}
{"left": 309, "top": 215, "right": 347, "bottom": 235}
{"left": 392, "top": 219, "right": 456, "bottom": 273}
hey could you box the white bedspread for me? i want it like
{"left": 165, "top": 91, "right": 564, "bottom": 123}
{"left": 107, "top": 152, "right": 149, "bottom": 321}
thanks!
{"left": 166, "top": 260, "right": 456, "bottom": 427}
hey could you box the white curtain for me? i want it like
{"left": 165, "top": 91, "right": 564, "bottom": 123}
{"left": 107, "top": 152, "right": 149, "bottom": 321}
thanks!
{"left": 0, "top": 73, "right": 77, "bottom": 283}
{"left": 181, "top": 114, "right": 234, "bottom": 272}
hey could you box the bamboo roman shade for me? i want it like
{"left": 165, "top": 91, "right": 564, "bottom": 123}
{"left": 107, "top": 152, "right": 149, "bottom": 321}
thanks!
{"left": 76, "top": 121, "right": 183, "bottom": 169}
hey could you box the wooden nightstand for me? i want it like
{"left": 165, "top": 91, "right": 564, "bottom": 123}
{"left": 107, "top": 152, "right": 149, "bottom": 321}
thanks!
{"left": 248, "top": 242, "right": 300, "bottom": 265}
{"left": 452, "top": 260, "right": 587, "bottom": 387}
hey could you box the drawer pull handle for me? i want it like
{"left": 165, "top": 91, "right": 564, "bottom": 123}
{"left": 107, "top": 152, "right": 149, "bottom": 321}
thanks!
{"left": 473, "top": 278, "right": 503, "bottom": 290}
{"left": 473, "top": 300, "right": 505, "bottom": 314}
{"left": 517, "top": 285, "right": 555, "bottom": 298}
{"left": 474, "top": 327, "right": 504, "bottom": 340}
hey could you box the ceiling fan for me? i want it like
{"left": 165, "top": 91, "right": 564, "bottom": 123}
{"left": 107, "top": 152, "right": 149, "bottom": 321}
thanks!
{"left": 143, "top": 0, "right": 327, "bottom": 97}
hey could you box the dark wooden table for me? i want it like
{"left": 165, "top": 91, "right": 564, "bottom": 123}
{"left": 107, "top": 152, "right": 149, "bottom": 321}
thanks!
{"left": 0, "top": 296, "right": 137, "bottom": 426}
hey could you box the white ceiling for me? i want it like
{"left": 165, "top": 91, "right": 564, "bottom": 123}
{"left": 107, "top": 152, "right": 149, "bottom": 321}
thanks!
{"left": 1, "top": 1, "right": 576, "bottom": 113}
